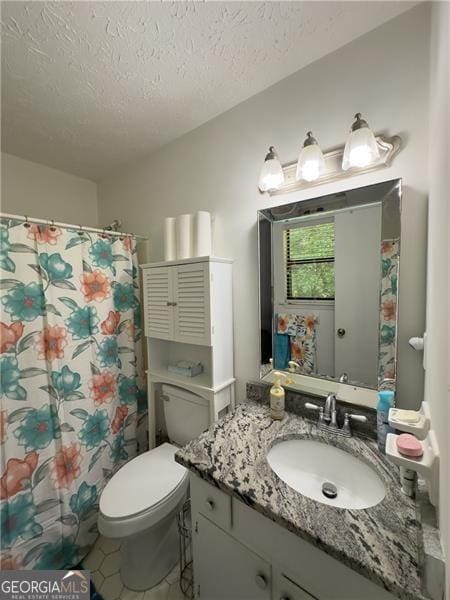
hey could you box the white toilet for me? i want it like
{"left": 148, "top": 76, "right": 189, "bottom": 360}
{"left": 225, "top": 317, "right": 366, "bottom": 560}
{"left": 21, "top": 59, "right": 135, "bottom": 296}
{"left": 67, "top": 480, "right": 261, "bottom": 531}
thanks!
{"left": 98, "top": 384, "right": 210, "bottom": 591}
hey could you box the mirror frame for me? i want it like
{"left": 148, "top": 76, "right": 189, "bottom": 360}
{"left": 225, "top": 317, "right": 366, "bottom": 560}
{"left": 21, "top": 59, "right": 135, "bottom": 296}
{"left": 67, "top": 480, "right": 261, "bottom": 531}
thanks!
{"left": 257, "top": 178, "right": 402, "bottom": 407}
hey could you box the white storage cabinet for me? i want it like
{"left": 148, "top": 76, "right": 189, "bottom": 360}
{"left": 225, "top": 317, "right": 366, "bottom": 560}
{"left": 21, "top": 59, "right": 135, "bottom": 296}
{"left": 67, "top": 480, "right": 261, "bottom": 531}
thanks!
{"left": 141, "top": 257, "right": 235, "bottom": 447}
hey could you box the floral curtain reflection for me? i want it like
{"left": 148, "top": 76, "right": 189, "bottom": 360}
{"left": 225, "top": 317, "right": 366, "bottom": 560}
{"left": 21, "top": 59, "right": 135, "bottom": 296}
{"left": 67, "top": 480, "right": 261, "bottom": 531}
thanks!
{"left": 378, "top": 238, "right": 399, "bottom": 383}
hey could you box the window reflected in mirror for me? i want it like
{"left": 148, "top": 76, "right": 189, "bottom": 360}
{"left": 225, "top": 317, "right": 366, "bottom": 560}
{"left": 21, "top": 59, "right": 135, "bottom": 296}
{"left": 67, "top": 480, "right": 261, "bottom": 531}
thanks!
{"left": 258, "top": 179, "right": 401, "bottom": 391}
{"left": 285, "top": 222, "right": 335, "bottom": 300}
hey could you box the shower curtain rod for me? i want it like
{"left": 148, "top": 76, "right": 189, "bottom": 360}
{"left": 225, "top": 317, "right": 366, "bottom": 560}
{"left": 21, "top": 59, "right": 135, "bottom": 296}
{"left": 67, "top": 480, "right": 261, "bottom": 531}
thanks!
{"left": 0, "top": 212, "right": 148, "bottom": 241}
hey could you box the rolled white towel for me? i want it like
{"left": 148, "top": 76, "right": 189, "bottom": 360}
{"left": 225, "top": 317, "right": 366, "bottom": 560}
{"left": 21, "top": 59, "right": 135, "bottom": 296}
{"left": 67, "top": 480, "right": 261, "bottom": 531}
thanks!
{"left": 194, "top": 210, "right": 212, "bottom": 257}
{"left": 164, "top": 217, "right": 176, "bottom": 261}
{"left": 176, "top": 213, "right": 194, "bottom": 259}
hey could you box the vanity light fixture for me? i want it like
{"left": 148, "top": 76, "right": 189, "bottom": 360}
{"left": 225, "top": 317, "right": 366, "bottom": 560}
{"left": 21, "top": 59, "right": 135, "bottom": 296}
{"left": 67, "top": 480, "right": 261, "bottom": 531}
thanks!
{"left": 295, "top": 131, "right": 326, "bottom": 182}
{"left": 342, "top": 113, "right": 380, "bottom": 170}
{"left": 259, "top": 119, "right": 401, "bottom": 196}
{"left": 259, "top": 146, "right": 285, "bottom": 192}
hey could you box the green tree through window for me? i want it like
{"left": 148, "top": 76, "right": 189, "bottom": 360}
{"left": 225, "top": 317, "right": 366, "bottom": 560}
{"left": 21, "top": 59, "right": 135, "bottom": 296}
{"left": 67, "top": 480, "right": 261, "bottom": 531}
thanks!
{"left": 284, "top": 222, "right": 335, "bottom": 300}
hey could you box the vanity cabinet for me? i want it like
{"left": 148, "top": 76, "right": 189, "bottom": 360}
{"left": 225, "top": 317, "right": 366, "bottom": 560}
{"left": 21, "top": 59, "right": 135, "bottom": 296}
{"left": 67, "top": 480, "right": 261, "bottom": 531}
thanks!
{"left": 193, "top": 509, "right": 312, "bottom": 600}
{"left": 194, "top": 517, "right": 316, "bottom": 600}
{"left": 190, "top": 473, "right": 396, "bottom": 600}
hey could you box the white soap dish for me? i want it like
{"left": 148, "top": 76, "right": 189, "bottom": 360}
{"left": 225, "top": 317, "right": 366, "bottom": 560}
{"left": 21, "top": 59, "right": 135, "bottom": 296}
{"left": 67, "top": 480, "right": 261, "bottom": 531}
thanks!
{"left": 386, "top": 430, "right": 439, "bottom": 505}
{"left": 388, "top": 401, "right": 431, "bottom": 439}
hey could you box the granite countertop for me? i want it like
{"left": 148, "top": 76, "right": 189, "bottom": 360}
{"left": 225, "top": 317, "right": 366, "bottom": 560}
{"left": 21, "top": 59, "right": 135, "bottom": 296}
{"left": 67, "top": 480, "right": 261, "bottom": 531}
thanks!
{"left": 175, "top": 401, "right": 426, "bottom": 600}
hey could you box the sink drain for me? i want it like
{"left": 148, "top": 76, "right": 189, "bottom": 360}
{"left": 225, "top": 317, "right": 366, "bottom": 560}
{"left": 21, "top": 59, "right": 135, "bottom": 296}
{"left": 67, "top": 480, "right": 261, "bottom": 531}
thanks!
{"left": 322, "top": 482, "right": 338, "bottom": 499}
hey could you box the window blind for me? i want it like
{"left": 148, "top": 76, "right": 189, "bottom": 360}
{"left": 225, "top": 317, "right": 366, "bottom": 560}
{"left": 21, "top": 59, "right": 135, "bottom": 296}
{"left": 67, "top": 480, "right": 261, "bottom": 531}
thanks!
{"left": 285, "top": 222, "right": 335, "bottom": 300}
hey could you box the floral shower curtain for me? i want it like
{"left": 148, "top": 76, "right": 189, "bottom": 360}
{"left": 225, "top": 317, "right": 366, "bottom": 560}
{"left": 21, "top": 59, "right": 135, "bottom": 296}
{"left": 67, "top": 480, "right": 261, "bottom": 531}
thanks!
{"left": 0, "top": 217, "right": 147, "bottom": 570}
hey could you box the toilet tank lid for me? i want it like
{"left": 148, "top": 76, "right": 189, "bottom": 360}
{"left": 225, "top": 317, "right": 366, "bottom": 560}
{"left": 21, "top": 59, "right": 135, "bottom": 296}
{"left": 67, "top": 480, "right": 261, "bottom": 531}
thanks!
{"left": 161, "top": 384, "right": 208, "bottom": 406}
{"left": 99, "top": 443, "right": 187, "bottom": 519}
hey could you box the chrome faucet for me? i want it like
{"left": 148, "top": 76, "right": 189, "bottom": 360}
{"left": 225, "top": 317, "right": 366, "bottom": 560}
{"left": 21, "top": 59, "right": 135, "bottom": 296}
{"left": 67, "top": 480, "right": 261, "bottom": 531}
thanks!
{"left": 305, "top": 392, "right": 367, "bottom": 438}
{"left": 324, "top": 392, "right": 337, "bottom": 426}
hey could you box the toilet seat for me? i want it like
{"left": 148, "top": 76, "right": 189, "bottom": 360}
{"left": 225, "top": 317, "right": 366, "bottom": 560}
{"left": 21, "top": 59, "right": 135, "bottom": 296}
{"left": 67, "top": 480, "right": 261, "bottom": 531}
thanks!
{"left": 98, "top": 443, "right": 188, "bottom": 538}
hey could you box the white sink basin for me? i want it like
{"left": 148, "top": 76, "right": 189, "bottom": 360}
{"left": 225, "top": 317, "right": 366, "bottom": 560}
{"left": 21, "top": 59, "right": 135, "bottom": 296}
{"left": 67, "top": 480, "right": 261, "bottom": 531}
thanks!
{"left": 267, "top": 439, "right": 386, "bottom": 509}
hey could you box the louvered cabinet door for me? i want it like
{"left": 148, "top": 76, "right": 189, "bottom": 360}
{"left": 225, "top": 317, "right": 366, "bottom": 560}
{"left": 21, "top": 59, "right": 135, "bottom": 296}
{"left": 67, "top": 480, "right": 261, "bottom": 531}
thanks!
{"left": 173, "top": 263, "right": 211, "bottom": 346}
{"left": 142, "top": 267, "right": 174, "bottom": 340}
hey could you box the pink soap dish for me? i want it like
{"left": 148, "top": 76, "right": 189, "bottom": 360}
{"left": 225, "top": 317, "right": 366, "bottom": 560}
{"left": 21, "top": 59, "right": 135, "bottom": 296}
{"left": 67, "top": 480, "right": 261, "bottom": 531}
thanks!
{"left": 396, "top": 433, "right": 423, "bottom": 458}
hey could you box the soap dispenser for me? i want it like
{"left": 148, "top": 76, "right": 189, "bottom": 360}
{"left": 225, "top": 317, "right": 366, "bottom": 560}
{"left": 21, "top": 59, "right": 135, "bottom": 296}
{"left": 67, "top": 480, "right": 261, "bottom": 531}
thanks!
{"left": 270, "top": 371, "right": 286, "bottom": 420}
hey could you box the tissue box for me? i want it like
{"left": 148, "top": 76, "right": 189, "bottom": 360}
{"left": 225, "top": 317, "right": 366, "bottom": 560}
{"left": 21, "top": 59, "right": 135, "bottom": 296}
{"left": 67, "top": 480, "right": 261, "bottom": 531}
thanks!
{"left": 168, "top": 361, "right": 203, "bottom": 377}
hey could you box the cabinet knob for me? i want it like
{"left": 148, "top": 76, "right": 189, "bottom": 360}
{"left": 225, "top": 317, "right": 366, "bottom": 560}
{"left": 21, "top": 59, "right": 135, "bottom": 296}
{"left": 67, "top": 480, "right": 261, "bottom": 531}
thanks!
{"left": 205, "top": 499, "right": 215, "bottom": 511}
{"left": 337, "top": 328, "right": 346, "bottom": 338}
{"left": 255, "top": 574, "right": 268, "bottom": 590}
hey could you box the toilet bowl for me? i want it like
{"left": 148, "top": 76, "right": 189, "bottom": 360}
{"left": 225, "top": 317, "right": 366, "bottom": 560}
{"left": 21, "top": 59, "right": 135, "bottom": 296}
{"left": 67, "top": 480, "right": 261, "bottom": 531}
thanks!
{"left": 99, "top": 443, "right": 188, "bottom": 590}
{"left": 98, "top": 385, "right": 210, "bottom": 591}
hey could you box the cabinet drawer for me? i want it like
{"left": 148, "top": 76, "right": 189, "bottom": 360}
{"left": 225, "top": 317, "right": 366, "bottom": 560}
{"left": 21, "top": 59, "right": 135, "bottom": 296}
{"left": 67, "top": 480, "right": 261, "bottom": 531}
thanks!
{"left": 194, "top": 514, "right": 271, "bottom": 600}
{"left": 275, "top": 573, "right": 318, "bottom": 600}
{"left": 191, "top": 474, "right": 231, "bottom": 531}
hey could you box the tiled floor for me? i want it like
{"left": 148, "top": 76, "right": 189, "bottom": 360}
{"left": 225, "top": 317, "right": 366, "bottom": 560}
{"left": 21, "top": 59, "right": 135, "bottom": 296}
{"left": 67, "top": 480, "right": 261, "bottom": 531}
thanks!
{"left": 84, "top": 535, "right": 185, "bottom": 600}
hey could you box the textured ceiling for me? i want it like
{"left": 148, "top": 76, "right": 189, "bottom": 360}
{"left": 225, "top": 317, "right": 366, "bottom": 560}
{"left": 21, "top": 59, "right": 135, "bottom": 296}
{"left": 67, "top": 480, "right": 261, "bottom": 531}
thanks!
{"left": 2, "top": 1, "right": 416, "bottom": 181}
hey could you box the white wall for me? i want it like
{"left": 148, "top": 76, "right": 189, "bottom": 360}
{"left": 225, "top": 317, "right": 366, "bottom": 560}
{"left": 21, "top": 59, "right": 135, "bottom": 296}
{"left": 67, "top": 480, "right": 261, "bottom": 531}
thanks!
{"left": 1, "top": 152, "right": 98, "bottom": 226}
{"left": 98, "top": 5, "right": 431, "bottom": 408}
{"left": 425, "top": 0, "right": 449, "bottom": 587}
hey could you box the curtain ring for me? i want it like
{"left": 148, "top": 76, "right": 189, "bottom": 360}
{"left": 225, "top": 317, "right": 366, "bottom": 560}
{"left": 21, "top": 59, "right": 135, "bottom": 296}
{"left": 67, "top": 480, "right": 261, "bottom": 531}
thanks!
{"left": 77, "top": 224, "right": 84, "bottom": 236}
{"left": 23, "top": 215, "right": 31, "bottom": 229}
{"left": 50, "top": 219, "right": 56, "bottom": 232}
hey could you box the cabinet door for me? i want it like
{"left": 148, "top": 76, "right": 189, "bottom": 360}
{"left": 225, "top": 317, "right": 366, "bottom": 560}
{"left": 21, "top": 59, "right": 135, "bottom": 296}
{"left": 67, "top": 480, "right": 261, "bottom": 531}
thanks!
{"left": 174, "top": 263, "right": 211, "bottom": 346}
{"left": 194, "top": 514, "right": 271, "bottom": 600}
{"left": 273, "top": 571, "right": 319, "bottom": 600}
{"left": 142, "top": 266, "right": 174, "bottom": 340}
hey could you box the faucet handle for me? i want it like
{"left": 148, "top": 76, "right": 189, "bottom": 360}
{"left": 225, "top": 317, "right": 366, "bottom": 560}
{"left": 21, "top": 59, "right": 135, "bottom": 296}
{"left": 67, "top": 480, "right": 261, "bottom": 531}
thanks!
{"left": 346, "top": 414, "right": 368, "bottom": 423}
{"left": 304, "top": 402, "right": 320, "bottom": 411}
{"left": 305, "top": 402, "right": 324, "bottom": 424}
{"left": 342, "top": 413, "right": 368, "bottom": 436}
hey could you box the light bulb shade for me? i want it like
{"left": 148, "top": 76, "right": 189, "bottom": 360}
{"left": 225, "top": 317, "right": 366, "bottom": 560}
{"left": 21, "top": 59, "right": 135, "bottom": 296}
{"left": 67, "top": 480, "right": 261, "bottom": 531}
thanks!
{"left": 296, "top": 143, "right": 326, "bottom": 182}
{"left": 342, "top": 123, "right": 380, "bottom": 170}
{"left": 259, "top": 147, "right": 284, "bottom": 192}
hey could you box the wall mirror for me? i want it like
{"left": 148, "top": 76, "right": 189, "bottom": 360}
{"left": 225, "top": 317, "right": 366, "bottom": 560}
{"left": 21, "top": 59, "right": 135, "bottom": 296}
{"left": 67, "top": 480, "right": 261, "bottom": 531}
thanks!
{"left": 258, "top": 179, "right": 401, "bottom": 401}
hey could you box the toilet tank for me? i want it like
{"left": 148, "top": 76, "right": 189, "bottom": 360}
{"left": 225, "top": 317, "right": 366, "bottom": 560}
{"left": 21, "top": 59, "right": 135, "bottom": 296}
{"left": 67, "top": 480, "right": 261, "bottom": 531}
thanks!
{"left": 161, "top": 384, "right": 210, "bottom": 446}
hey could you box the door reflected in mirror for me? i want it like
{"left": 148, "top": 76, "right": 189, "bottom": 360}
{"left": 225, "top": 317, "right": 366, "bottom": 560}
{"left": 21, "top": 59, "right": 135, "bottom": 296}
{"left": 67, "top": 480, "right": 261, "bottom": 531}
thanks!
{"left": 258, "top": 179, "right": 401, "bottom": 391}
